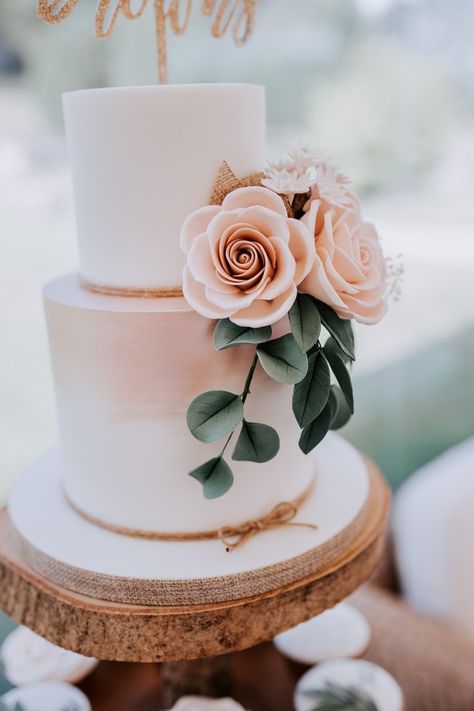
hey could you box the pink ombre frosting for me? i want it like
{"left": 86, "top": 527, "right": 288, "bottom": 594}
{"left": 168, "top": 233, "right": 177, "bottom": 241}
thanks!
{"left": 301, "top": 200, "right": 387, "bottom": 325}
{"left": 44, "top": 275, "right": 315, "bottom": 534}
{"left": 181, "top": 186, "right": 315, "bottom": 327}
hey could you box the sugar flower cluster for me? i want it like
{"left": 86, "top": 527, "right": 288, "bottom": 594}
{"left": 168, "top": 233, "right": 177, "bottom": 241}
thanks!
{"left": 181, "top": 146, "right": 388, "bottom": 328}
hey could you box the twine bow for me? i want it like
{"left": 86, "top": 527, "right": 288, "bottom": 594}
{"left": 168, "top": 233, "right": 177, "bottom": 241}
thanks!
{"left": 218, "top": 500, "right": 318, "bottom": 552}
{"left": 66, "top": 478, "right": 318, "bottom": 551}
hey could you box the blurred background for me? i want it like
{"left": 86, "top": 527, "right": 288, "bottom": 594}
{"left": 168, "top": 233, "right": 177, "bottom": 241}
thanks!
{"left": 0, "top": 0, "right": 473, "bottom": 703}
{"left": 1, "top": 0, "right": 473, "bottom": 501}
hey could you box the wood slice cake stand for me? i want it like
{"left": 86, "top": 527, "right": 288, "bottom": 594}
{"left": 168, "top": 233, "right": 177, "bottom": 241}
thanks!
{"left": 0, "top": 453, "right": 389, "bottom": 707}
{"left": 0, "top": 458, "right": 388, "bottom": 659}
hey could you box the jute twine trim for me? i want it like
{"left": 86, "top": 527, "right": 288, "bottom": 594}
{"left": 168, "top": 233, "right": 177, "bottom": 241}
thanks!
{"left": 11, "top": 497, "right": 370, "bottom": 607}
{"left": 66, "top": 480, "right": 317, "bottom": 552}
{"left": 80, "top": 278, "right": 183, "bottom": 299}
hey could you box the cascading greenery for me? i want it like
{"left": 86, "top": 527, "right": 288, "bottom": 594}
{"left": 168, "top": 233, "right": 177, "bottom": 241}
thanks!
{"left": 186, "top": 294, "right": 355, "bottom": 499}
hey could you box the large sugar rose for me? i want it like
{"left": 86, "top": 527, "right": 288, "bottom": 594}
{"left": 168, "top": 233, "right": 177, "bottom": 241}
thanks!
{"left": 300, "top": 200, "right": 387, "bottom": 325}
{"left": 181, "top": 186, "right": 315, "bottom": 327}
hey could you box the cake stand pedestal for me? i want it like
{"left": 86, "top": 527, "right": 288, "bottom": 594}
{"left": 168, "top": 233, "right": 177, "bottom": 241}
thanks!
{"left": 0, "top": 460, "right": 388, "bottom": 662}
{"left": 0, "top": 458, "right": 389, "bottom": 704}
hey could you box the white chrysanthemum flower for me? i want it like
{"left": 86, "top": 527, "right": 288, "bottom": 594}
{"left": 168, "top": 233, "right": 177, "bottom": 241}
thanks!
{"left": 267, "top": 157, "right": 297, "bottom": 174}
{"left": 305, "top": 162, "right": 355, "bottom": 211}
{"left": 288, "top": 144, "right": 328, "bottom": 173}
{"left": 262, "top": 166, "right": 313, "bottom": 200}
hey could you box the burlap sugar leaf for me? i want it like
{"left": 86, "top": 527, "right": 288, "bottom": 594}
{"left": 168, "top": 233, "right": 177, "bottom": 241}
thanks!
{"left": 209, "top": 161, "right": 265, "bottom": 206}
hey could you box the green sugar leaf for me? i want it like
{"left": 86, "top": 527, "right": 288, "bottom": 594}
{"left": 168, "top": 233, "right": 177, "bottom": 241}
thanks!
{"left": 293, "top": 350, "right": 331, "bottom": 428}
{"left": 187, "top": 390, "right": 243, "bottom": 443}
{"left": 298, "top": 402, "right": 332, "bottom": 455}
{"left": 214, "top": 319, "right": 272, "bottom": 351}
{"left": 189, "top": 456, "right": 234, "bottom": 499}
{"left": 232, "top": 420, "right": 280, "bottom": 463}
{"left": 316, "top": 300, "right": 355, "bottom": 361}
{"left": 257, "top": 334, "right": 308, "bottom": 385}
{"left": 329, "top": 385, "right": 353, "bottom": 430}
{"left": 324, "top": 343, "right": 355, "bottom": 413}
{"left": 324, "top": 335, "right": 352, "bottom": 365}
{"left": 289, "top": 293, "right": 322, "bottom": 352}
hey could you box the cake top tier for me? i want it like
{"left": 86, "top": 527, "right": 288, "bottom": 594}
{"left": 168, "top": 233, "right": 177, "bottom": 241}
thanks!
{"left": 63, "top": 84, "right": 266, "bottom": 291}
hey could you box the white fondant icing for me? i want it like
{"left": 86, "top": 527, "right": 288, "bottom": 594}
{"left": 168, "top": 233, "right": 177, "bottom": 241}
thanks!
{"left": 44, "top": 274, "right": 318, "bottom": 534}
{"left": 273, "top": 603, "right": 371, "bottom": 664}
{"left": 1, "top": 682, "right": 90, "bottom": 711}
{"left": 8, "top": 434, "right": 369, "bottom": 581}
{"left": 0, "top": 626, "right": 98, "bottom": 687}
{"left": 295, "top": 660, "right": 403, "bottom": 711}
{"left": 63, "top": 84, "right": 266, "bottom": 289}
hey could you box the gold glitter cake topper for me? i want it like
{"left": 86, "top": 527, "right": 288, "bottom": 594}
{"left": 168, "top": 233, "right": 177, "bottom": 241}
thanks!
{"left": 37, "top": 0, "right": 259, "bottom": 83}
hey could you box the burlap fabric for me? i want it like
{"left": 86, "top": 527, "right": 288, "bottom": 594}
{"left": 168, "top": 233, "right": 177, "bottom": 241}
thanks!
{"left": 352, "top": 584, "right": 474, "bottom": 711}
{"left": 209, "top": 161, "right": 264, "bottom": 205}
{"left": 12, "top": 497, "right": 369, "bottom": 607}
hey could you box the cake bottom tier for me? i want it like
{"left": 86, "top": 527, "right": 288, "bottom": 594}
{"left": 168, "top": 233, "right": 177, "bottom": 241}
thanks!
{"left": 8, "top": 435, "right": 373, "bottom": 607}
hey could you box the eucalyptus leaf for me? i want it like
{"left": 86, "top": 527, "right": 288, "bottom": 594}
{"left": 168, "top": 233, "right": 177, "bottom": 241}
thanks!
{"left": 324, "top": 344, "right": 354, "bottom": 413}
{"left": 289, "top": 293, "right": 321, "bottom": 352}
{"left": 324, "top": 335, "right": 352, "bottom": 365}
{"left": 187, "top": 390, "right": 243, "bottom": 443}
{"left": 298, "top": 402, "right": 332, "bottom": 455}
{"left": 329, "top": 385, "right": 352, "bottom": 430}
{"left": 232, "top": 420, "right": 280, "bottom": 463}
{"left": 189, "top": 456, "right": 234, "bottom": 499}
{"left": 214, "top": 319, "right": 272, "bottom": 351}
{"left": 292, "top": 350, "right": 331, "bottom": 428}
{"left": 316, "top": 300, "right": 355, "bottom": 361}
{"left": 257, "top": 334, "right": 308, "bottom": 384}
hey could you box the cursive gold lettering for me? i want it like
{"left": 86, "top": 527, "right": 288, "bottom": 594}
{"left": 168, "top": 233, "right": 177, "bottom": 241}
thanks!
{"left": 37, "top": 0, "right": 259, "bottom": 83}
{"left": 37, "top": 0, "right": 80, "bottom": 23}
{"left": 96, "top": 0, "right": 148, "bottom": 37}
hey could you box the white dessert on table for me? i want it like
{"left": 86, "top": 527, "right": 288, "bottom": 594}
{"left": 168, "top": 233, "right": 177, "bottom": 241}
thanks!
{"left": 295, "top": 659, "right": 403, "bottom": 711}
{"left": 169, "top": 698, "right": 246, "bottom": 711}
{"left": 0, "top": 626, "right": 98, "bottom": 687}
{"left": 393, "top": 437, "right": 474, "bottom": 642}
{"left": 0, "top": 681, "right": 90, "bottom": 711}
{"left": 274, "top": 602, "right": 371, "bottom": 665}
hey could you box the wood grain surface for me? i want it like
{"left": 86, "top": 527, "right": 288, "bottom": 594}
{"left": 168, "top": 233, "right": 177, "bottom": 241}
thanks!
{"left": 0, "top": 459, "right": 389, "bottom": 663}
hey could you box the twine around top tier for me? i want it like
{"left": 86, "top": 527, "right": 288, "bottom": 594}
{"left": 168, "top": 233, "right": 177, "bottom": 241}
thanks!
{"left": 80, "top": 278, "right": 183, "bottom": 299}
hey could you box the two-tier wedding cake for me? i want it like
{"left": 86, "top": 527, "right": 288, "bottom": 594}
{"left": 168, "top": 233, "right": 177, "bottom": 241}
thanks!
{"left": 8, "top": 83, "right": 385, "bottom": 607}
